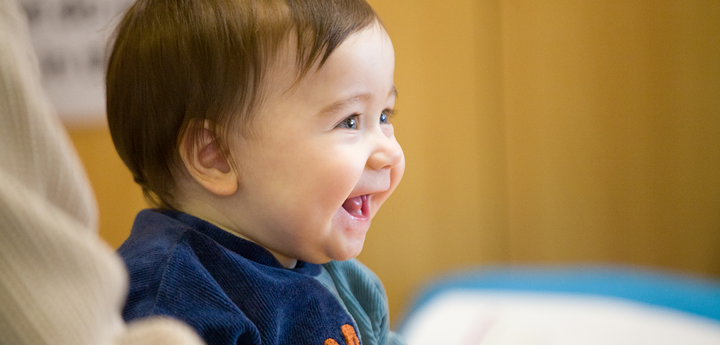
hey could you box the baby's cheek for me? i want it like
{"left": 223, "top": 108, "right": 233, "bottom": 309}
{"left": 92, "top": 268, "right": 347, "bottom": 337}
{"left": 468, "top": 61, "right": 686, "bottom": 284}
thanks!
{"left": 389, "top": 156, "right": 405, "bottom": 190}
{"left": 370, "top": 158, "right": 405, "bottom": 215}
{"left": 311, "top": 173, "right": 356, "bottom": 221}
{"left": 324, "top": 160, "right": 363, "bottom": 194}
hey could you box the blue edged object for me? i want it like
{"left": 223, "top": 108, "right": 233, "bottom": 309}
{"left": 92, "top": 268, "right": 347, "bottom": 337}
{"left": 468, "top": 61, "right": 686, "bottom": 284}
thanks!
{"left": 401, "top": 265, "right": 720, "bottom": 330}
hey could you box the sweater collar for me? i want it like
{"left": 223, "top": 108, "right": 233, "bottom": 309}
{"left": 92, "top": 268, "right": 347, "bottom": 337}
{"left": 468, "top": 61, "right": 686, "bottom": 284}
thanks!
{"left": 161, "top": 210, "right": 321, "bottom": 275}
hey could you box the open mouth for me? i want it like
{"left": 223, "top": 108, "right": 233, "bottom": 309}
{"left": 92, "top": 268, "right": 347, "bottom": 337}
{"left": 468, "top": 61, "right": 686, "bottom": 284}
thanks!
{"left": 342, "top": 194, "right": 369, "bottom": 218}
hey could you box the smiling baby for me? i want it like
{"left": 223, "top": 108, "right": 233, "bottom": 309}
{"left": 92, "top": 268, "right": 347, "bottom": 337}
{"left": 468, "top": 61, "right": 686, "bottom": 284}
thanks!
{"left": 106, "top": 0, "right": 405, "bottom": 344}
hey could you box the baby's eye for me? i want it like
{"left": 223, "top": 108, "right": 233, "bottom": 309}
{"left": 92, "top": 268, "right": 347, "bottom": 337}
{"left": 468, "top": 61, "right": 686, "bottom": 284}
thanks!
{"left": 336, "top": 114, "right": 359, "bottom": 129}
{"left": 380, "top": 109, "right": 395, "bottom": 124}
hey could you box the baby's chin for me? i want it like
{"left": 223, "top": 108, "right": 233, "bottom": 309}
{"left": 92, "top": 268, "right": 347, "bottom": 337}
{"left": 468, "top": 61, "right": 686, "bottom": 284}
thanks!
{"left": 304, "top": 236, "right": 367, "bottom": 264}
{"left": 332, "top": 240, "right": 366, "bottom": 262}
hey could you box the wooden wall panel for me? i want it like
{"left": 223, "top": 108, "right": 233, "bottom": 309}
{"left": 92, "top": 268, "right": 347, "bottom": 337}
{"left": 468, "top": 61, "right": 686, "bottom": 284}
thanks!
{"left": 502, "top": 0, "right": 720, "bottom": 275}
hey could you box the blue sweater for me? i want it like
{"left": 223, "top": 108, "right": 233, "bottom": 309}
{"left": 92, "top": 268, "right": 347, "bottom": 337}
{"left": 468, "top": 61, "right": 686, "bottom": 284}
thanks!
{"left": 118, "top": 210, "right": 404, "bottom": 345}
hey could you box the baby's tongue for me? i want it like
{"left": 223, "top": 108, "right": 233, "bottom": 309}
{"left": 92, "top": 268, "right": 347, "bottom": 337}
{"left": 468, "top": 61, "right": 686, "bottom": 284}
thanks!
{"left": 342, "top": 196, "right": 363, "bottom": 216}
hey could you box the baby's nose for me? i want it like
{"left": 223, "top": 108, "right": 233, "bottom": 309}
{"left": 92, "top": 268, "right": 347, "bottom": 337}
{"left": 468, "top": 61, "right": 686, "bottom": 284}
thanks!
{"left": 367, "top": 137, "right": 403, "bottom": 171}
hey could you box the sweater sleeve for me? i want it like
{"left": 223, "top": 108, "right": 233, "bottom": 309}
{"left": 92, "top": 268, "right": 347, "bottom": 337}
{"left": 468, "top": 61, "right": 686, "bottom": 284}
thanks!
{"left": 323, "top": 259, "right": 407, "bottom": 345}
{"left": 0, "top": 1, "right": 203, "bottom": 344}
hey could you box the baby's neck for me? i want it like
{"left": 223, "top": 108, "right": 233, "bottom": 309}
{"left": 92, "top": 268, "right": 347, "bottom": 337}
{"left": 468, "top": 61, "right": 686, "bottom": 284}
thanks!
{"left": 175, "top": 197, "right": 298, "bottom": 269}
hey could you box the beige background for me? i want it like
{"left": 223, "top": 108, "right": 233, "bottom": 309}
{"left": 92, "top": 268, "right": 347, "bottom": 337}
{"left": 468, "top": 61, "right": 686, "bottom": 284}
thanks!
{"left": 66, "top": 0, "right": 720, "bottom": 325}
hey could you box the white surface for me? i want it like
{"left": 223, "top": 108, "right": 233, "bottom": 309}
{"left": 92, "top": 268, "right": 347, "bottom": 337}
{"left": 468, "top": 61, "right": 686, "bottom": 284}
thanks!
{"left": 20, "top": 0, "right": 131, "bottom": 125}
{"left": 401, "top": 291, "right": 720, "bottom": 345}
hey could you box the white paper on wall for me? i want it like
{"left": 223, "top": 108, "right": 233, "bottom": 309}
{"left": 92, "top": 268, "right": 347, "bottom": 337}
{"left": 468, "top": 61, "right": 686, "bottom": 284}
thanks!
{"left": 20, "top": 0, "right": 131, "bottom": 126}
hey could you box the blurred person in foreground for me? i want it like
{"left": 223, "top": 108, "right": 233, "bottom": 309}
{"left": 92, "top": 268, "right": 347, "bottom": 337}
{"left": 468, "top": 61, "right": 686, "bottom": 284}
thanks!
{"left": 0, "top": 0, "right": 203, "bottom": 344}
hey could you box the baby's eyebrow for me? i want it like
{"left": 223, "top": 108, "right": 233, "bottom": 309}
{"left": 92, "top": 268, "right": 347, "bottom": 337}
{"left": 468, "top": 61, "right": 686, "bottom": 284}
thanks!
{"left": 320, "top": 93, "right": 372, "bottom": 115}
{"left": 319, "top": 86, "right": 398, "bottom": 115}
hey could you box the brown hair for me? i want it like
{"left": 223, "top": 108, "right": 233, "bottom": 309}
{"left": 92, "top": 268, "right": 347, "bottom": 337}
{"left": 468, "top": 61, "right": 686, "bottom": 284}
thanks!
{"left": 106, "top": 0, "right": 379, "bottom": 209}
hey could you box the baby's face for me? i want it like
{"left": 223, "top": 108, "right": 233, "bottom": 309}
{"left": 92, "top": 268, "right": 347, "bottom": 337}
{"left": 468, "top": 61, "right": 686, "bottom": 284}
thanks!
{"left": 224, "top": 23, "right": 404, "bottom": 266}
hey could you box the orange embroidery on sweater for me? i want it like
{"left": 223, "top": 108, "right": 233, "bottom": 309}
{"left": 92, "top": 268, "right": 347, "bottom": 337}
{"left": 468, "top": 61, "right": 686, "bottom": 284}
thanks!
{"left": 341, "top": 324, "right": 359, "bottom": 345}
{"left": 324, "top": 324, "right": 359, "bottom": 345}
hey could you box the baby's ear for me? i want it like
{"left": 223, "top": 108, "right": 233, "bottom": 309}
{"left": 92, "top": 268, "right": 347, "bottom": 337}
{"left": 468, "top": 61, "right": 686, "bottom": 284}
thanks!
{"left": 178, "top": 122, "right": 238, "bottom": 196}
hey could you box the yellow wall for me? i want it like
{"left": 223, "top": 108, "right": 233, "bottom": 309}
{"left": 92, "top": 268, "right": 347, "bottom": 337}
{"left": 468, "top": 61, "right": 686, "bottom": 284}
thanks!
{"left": 68, "top": 128, "right": 146, "bottom": 248}
{"left": 68, "top": 0, "right": 720, "bottom": 325}
{"left": 500, "top": 0, "right": 720, "bottom": 273}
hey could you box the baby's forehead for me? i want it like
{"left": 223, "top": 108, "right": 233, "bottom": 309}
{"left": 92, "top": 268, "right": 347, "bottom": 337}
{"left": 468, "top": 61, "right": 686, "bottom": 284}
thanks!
{"left": 258, "top": 38, "right": 333, "bottom": 102}
{"left": 258, "top": 25, "right": 394, "bottom": 117}
{"left": 263, "top": 23, "right": 386, "bottom": 92}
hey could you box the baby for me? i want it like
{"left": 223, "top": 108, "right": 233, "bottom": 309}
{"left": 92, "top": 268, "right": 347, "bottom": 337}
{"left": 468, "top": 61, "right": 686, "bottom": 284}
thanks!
{"left": 106, "top": 0, "right": 405, "bottom": 344}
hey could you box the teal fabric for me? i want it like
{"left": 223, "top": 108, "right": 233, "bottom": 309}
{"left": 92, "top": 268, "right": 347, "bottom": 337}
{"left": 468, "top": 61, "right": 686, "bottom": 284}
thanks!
{"left": 322, "top": 260, "right": 406, "bottom": 345}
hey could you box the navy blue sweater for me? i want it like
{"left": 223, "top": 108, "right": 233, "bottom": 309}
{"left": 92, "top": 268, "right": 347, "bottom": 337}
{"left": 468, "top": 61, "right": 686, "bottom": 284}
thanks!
{"left": 118, "top": 210, "right": 404, "bottom": 345}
